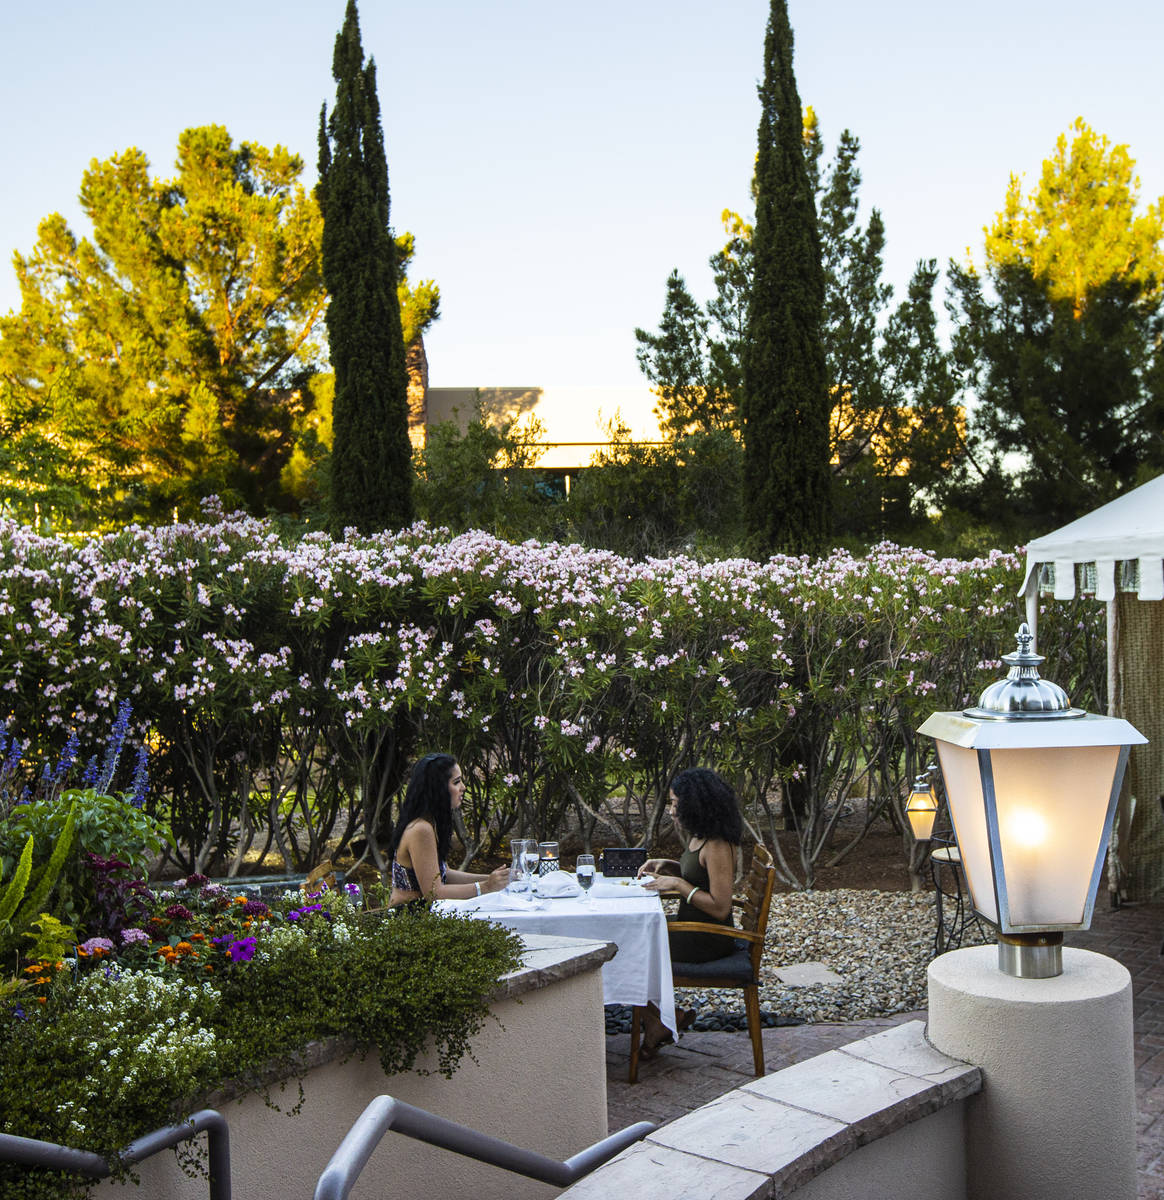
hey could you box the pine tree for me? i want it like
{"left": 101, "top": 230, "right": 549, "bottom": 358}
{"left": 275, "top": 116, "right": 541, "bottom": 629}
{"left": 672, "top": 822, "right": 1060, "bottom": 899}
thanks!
{"left": 949, "top": 118, "right": 1164, "bottom": 528}
{"left": 0, "top": 127, "right": 325, "bottom": 526}
{"left": 740, "top": 0, "right": 830, "bottom": 555}
{"left": 317, "top": 0, "right": 413, "bottom": 534}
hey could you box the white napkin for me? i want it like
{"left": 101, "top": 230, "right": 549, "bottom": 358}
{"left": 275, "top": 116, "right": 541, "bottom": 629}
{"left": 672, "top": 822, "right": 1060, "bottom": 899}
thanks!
{"left": 435, "top": 892, "right": 543, "bottom": 915}
{"left": 534, "top": 869, "right": 582, "bottom": 898}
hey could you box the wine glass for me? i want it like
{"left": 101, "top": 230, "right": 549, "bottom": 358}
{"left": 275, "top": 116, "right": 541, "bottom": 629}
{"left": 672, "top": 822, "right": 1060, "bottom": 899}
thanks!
{"left": 576, "top": 854, "right": 595, "bottom": 902}
{"left": 521, "top": 839, "right": 540, "bottom": 899}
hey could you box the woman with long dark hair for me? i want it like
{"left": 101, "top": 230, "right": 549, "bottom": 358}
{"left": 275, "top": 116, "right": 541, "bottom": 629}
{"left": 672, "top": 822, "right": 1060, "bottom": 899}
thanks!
{"left": 636, "top": 766, "right": 743, "bottom": 1055}
{"left": 388, "top": 753, "right": 510, "bottom": 906}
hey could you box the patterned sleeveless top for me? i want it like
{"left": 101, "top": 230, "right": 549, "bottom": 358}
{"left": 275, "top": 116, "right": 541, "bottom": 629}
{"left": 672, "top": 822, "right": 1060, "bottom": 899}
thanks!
{"left": 391, "top": 857, "right": 448, "bottom": 894}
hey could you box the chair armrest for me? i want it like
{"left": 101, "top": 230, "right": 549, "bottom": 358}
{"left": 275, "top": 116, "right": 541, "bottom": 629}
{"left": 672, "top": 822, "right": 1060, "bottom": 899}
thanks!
{"left": 666, "top": 921, "right": 763, "bottom": 943}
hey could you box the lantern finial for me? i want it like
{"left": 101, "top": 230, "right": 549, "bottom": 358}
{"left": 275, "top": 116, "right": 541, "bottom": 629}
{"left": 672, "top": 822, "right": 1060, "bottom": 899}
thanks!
{"left": 963, "top": 623, "right": 1082, "bottom": 721}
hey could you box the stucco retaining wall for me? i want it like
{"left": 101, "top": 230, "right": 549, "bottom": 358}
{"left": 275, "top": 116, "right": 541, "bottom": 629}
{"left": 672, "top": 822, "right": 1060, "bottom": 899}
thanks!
{"left": 94, "top": 933, "right": 614, "bottom": 1200}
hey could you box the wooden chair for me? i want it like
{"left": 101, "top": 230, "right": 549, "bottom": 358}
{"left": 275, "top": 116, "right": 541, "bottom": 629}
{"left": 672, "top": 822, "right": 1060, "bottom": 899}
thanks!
{"left": 630, "top": 844, "right": 777, "bottom": 1081}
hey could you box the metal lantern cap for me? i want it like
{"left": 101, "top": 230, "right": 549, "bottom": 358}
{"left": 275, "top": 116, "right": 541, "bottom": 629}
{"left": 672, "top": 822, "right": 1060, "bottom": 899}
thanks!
{"left": 918, "top": 623, "right": 1145, "bottom": 750}
{"left": 962, "top": 623, "right": 1082, "bottom": 721}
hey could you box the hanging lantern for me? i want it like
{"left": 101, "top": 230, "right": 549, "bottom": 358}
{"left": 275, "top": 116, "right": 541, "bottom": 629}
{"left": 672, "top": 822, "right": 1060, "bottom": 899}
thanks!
{"left": 905, "top": 769, "right": 939, "bottom": 842}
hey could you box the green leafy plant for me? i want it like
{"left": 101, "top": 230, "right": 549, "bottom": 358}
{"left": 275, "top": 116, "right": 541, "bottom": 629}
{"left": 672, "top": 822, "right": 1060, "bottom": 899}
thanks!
{"left": 22, "top": 914, "right": 76, "bottom": 963}
{"left": 0, "top": 835, "right": 34, "bottom": 928}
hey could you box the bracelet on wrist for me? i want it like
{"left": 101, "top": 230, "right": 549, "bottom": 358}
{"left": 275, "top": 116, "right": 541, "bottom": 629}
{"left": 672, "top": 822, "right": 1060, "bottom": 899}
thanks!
{"left": 687, "top": 886, "right": 701, "bottom": 904}
{"left": 475, "top": 881, "right": 482, "bottom": 897}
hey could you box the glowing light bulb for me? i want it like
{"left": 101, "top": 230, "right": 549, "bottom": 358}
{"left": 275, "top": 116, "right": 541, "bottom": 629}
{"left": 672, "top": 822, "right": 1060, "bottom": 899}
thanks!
{"left": 1008, "top": 808, "right": 1048, "bottom": 849}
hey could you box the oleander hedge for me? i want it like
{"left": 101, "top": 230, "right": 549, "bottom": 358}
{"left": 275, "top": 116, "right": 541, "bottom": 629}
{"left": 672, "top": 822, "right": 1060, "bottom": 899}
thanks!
{"left": 0, "top": 506, "right": 1104, "bottom": 887}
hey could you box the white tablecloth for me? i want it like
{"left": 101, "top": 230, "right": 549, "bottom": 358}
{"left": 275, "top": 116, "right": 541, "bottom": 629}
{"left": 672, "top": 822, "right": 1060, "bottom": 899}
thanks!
{"left": 434, "top": 879, "right": 677, "bottom": 1035}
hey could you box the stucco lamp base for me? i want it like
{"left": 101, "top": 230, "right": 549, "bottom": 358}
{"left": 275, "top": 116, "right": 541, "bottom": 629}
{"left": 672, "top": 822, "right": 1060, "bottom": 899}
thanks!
{"left": 927, "top": 945, "right": 1134, "bottom": 1200}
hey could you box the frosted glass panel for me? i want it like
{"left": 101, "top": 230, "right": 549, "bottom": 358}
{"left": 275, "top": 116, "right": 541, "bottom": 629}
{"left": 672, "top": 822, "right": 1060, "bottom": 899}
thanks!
{"left": 936, "top": 743, "right": 998, "bottom": 925}
{"left": 989, "top": 746, "right": 1118, "bottom": 928}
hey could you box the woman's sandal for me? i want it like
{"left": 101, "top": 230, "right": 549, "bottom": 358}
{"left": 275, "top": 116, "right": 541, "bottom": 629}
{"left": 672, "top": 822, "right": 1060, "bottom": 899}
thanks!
{"left": 639, "top": 1027, "right": 675, "bottom": 1060}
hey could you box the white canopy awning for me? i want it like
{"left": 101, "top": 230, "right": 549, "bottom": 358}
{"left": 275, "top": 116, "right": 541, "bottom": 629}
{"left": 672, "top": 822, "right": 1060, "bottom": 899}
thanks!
{"left": 1019, "top": 473, "right": 1164, "bottom": 604}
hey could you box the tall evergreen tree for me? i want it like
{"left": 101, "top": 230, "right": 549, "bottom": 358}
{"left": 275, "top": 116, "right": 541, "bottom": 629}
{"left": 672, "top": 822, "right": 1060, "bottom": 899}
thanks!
{"left": 741, "top": 0, "right": 830, "bottom": 555}
{"left": 317, "top": 0, "right": 412, "bottom": 534}
{"left": 948, "top": 118, "right": 1164, "bottom": 528}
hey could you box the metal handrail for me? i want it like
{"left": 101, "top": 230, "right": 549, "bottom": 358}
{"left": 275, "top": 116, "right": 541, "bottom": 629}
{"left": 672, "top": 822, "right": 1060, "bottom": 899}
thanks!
{"left": 314, "top": 1095, "right": 654, "bottom": 1200}
{"left": 0, "top": 1109, "right": 230, "bottom": 1200}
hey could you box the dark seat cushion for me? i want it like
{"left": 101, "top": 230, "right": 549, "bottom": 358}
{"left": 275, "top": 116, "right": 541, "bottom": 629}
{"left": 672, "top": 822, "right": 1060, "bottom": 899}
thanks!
{"left": 671, "top": 946, "right": 754, "bottom": 983}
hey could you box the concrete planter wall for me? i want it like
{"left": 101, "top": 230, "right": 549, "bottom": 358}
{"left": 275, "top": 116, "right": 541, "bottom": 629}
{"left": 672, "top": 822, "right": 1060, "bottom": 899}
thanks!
{"left": 560, "top": 1021, "right": 980, "bottom": 1200}
{"left": 95, "top": 933, "right": 614, "bottom": 1200}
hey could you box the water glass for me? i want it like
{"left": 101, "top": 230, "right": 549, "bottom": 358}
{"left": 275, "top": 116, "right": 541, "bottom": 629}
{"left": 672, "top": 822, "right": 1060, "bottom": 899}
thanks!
{"left": 576, "top": 854, "right": 595, "bottom": 902}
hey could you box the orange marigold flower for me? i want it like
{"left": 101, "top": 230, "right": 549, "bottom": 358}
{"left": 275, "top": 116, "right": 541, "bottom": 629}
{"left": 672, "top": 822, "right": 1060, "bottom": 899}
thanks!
{"left": 233, "top": 896, "right": 247, "bottom": 906}
{"left": 23, "top": 964, "right": 45, "bottom": 975}
{"left": 36, "top": 996, "right": 46, "bottom": 1004}
{"left": 175, "top": 941, "right": 193, "bottom": 954}
{"left": 191, "top": 932, "right": 206, "bottom": 941}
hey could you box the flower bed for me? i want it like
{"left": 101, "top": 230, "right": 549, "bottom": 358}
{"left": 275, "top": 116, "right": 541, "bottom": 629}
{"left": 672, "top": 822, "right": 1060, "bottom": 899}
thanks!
{"left": 0, "top": 878, "right": 522, "bottom": 1199}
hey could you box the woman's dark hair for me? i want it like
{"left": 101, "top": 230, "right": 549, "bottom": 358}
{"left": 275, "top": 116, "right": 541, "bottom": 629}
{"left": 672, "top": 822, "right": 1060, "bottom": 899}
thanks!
{"left": 390, "top": 753, "right": 458, "bottom": 864}
{"left": 670, "top": 768, "right": 742, "bottom": 844}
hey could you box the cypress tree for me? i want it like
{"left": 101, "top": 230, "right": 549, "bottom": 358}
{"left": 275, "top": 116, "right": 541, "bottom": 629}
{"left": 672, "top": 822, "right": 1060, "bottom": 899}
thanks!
{"left": 318, "top": 0, "right": 413, "bottom": 534}
{"left": 741, "top": 0, "right": 830, "bottom": 555}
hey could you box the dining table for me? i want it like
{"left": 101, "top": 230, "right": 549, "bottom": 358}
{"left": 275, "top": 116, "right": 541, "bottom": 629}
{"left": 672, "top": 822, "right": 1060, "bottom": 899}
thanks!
{"left": 433, "top": 875, "right": 678, "bottom": 1040}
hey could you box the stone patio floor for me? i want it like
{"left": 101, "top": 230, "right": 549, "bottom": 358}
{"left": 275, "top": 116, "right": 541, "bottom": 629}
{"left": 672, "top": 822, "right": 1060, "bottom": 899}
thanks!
{"left": 605, "top": 898, "right": 1164, "bottom": 1199}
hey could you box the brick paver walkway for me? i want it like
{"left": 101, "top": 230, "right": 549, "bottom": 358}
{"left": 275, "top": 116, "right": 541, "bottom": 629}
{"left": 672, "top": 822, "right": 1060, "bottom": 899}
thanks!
{"left": 605, "top": 899, "right": 1164, "bottom": 1199}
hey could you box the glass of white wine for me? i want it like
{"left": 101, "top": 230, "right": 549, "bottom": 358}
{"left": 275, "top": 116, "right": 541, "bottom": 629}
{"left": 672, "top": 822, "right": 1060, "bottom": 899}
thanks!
{"left": 576, "top": 854, "right": 595, "bottom": 903}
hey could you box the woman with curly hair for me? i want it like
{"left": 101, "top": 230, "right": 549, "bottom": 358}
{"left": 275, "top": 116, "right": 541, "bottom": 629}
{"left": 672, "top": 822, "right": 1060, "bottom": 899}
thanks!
{"left": 388, "top": 753, "right": 511, "bottom": 906}
{"left": 636, "top": 766, "right": 743, "bottom": 1055}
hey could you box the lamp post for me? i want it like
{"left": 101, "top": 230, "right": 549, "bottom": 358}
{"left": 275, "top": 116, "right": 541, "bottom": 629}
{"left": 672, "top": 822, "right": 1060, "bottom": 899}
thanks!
{"left": 905, "top": 765, "right": 938, "bottom": 842}
{"left": 918, "top": 623, "right": 1145, "bottom": 978}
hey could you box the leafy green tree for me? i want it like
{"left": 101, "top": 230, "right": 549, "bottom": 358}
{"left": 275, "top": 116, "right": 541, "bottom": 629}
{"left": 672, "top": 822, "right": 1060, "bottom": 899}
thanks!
{"left": 740, "top": 0, "right": 830, "bottom": 554}
{"left": 566, "top": 418, "right": 744, "bottom": 557}
{"left": 0, "top": 126, "right": 326, "bottom": 524}
{"left": 413, "top": 399, "right": 554, "bottom": 538}
{"left": 318, "top": 0, "right": 413, "bottom": 534}
{"left": 949, "top": 118, "right": 1164, "bottom": 527}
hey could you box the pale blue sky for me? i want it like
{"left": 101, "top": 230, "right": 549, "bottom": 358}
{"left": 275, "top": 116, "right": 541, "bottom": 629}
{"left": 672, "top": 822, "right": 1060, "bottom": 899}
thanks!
{"left": 1, "top": 0, "right": 1161, "bottom": 388}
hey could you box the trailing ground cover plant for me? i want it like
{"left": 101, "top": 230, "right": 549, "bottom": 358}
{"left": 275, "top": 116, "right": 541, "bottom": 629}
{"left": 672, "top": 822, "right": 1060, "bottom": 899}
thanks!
{"left": 0, "top": 511, "right": 1103, "bottom": 886}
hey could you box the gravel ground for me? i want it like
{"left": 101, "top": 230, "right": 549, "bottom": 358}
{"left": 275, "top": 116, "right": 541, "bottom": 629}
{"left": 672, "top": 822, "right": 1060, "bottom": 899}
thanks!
{"left": 606, "top": 887, "right": 990, "bottom": 1034}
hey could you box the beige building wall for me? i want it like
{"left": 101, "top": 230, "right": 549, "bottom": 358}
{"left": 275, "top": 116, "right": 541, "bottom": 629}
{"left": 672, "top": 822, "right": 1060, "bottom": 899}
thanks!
{"left": 426, "top": 386, "right": 665, "bottom": 470}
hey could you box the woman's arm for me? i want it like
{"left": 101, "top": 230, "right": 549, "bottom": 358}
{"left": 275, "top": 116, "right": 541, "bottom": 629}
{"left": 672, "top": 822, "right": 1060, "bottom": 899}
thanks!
{"left": 642, "top": 840, "right": 735, "bottom": 921}
{"left": 638, "top": 858, "right": 680, "bottom": 877}
{"left": 446, "top": 865, "right": 511, "bottom": 891}
{"left": 393, "top": 824, "right": 508, "bottom": 901}
{"left": 691, "top": 839, "right": 735, "bottom": 920}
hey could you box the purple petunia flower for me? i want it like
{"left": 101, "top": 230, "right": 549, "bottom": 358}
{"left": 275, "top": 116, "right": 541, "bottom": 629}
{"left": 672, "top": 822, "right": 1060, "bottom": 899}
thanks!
{"left": 225, "top": 937, "right": 256, "bottom": 963}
